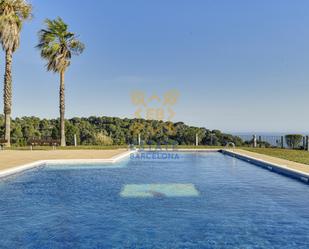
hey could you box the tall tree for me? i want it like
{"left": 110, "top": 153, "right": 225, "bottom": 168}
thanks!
{"left": 0, "top": 0, "right": 32, "bottom": 147}
{"left": 37, "top": 18, "right": 84, "bottom": 146}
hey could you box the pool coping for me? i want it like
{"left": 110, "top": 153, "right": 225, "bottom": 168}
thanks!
{"left": 221, "top": 149, "right": 309, "bottom": 184}
{"left": 0, "top": 149, "right": 308, "bottom": 185}
{"left": 0, "top": 150, "right": 135, "bottom": 178}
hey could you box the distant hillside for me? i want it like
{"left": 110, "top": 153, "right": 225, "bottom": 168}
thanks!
{"left": 0, "top": 115, "right": 243, "bottom": 146}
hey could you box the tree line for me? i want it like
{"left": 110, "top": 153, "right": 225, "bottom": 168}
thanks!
{"left": 0, "top": 115, "right": 244, "bottom": 147}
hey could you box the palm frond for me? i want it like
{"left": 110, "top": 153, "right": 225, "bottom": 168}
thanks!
{"left": 0, "top": 0, "right": 32, "bottom": 52}
{"left": 37, "top": 17, "right": 85, "bottom": 73}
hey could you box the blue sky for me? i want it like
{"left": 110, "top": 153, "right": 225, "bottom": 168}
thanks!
{"left": 0, "top": 0, "right": 309, "bottom": 133}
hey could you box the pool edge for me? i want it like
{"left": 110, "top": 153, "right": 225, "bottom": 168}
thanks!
{"left": 0, "top": 150, "right": 136, "bottom": 178}
{"left": 221, "top": 149, "right": 309, "bottom": 184}
{"left": 1, "top": 149, "right": 308, "bottom": 185}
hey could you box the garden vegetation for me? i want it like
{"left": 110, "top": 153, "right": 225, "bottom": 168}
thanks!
{"left": 0, "top": 115, "right": 243, "bottom": 147}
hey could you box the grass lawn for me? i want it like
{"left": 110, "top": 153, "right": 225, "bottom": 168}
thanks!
{"left": 243, "top": 148, "right": 309, "bottom": 165}
{"left": 4, "top": 145, "right": 222, "bottom": 151}
{"left": 6, "top": 145, "right": 128, "bottom": 151}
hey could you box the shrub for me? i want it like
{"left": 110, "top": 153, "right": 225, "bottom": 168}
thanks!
{"left": 94, "top": 132, "right": 113, "bottom": 145}
{"left": 285, "top": 134, "right": 303, "bottom": 149}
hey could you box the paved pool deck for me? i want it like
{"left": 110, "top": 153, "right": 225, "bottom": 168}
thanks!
{"left": 232, "top": 149, "right": 309, "bottom": 174}
{"left": 0, "top": 149, "right": 126, "bottom": 171}
{"left": 0, "top": 148, "right": 308, "bottom": 177}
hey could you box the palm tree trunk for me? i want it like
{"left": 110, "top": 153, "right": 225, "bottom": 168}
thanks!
{"left": 3, "top": 50, "right": 13, "bottom": 147}
{"left": 60, "top": 71, "right": 66, "bottom": 146}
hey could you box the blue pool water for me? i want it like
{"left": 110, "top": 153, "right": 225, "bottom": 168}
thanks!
{"left": 0, "top": 152, "right": 309, "bottom": 249}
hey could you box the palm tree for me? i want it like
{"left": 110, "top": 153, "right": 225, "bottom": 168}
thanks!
{"left": 37, "top": 18, "right": 84, "bottom": 146}
{"left": 0, "top": 0, "right": 32, "bottom": 147}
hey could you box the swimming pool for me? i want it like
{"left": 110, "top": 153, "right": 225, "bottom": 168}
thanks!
{"left": 0, "top": 152, "right": 308, "bottom": 248}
